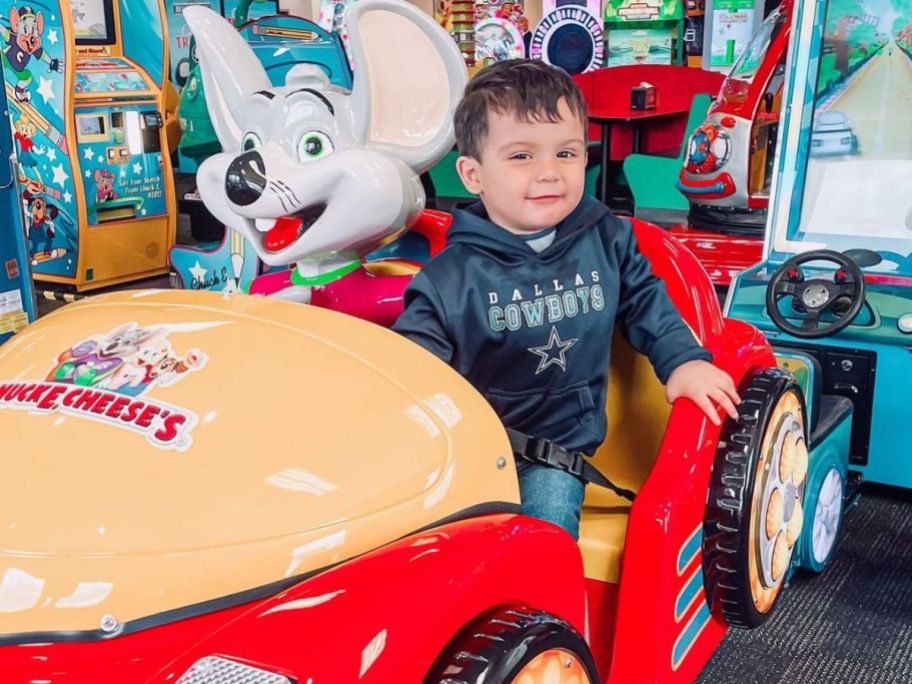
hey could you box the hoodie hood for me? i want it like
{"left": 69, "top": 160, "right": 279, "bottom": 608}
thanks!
{"left": 448, "top": 196, "right": 612, "bottom": 263}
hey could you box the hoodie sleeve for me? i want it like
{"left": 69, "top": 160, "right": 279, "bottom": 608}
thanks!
{"left": 392, "top": 270, "right": 455, "bottom": 364}
{"left": 614, "top": 222, "right": 712, "bottom": 384}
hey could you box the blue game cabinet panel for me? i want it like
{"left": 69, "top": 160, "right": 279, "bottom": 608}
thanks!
{"left": 77, "top": 106, "right": 169, "bottom": 225}
{"left": 2, "top": 2, "right": 80, "bottom": 279}
{"left": 119, "top": 0, "right": 166, "bottom": 87}
{"left": 165, "top": 0, "right": 220, "bottom": 91}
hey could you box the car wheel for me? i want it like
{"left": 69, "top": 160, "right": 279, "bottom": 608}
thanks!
{"left": 425, "top": 607, "right": 599, "bottom": 684}
{"left": 803, "top": 464, "right": 844, "bottom": 573}
{"left": 703, "top": 367, "right": 808, "bottom": 629}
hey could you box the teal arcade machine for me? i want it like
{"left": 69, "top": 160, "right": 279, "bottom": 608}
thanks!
{"left": 165, "top": 0, "right": 281, "bottom": 90}
{"left": 174, "top": 0, "right": 351, "bottom": 175}
{"left": 604, "top": 0, "right": 686, "bottom": 65}
{"left": 0, "top": 0, "right": 177, "bottom": 291}
{"left": 0, "top": 62, "right": 35, "bottom": 343}
{"left": 702, "top": 0, "right": 764, "bottom": 72}
{"left": 726, "top": 0, "right": 912, "bottom": 568}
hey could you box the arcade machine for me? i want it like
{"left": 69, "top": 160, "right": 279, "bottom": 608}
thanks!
{"left": 0, "top": 66, "right": 34, "bottom": 343}
{"left": 529, "top": 0, "right": 605, "bottom": 74}
{"left": 473, "top": 0, "right": 530, "bottom": 66}
{"left": 702, "top": 0, "right": 765, "bottom": 71}
{"left": 726, "top": 0, "right": 912, "bottom": 538}
{"left": 684, "top": 0, "right": 706, "bottom": 67}
{"left": 166, "top": 0, "right": 282, "bottom": 92}
{"left": 604, "top": 0, "right": 685, "bottom": 66}
{"left": 0, "top": 0, "right": 176, "bottom": 292}
{"left": 672, "top": 0, "right": 790, "bottom": 285}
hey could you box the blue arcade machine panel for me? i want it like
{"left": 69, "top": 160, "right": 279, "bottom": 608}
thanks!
{"left": 2, "top": 3, "right": 79, "bottom": 280}
{"left": 0, "top": 62, "right": 35, "bottom": 344}
{"left": 75, "top": 107, "right": 169, "bottom": 225}
{"left": 223, "top": 0, "right": 279, "bottom": 23}
{"left": 238, "top": 14, "right": 353, "bottom": 89}
{"left": 165, "top": 0, "right": 279, "bottom": 91}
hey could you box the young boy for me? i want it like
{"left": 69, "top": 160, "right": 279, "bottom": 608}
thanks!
{"left": 393, "top": 59, "right": 740, "bottom": 539}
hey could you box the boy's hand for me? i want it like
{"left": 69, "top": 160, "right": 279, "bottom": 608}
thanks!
{"left": 666, "top": 359, "right": 740, "bottom": 426}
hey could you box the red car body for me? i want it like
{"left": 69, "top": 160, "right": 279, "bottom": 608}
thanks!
{"left": 0, "top": 221, "right": 787, "bottom": 683}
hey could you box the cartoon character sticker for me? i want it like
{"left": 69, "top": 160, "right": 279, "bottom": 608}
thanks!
{"left": 0, "top": 323, "right": 213, "bottom": 452}
{"left": 94, "top": 168, "right": 120, "bottom": 203}
{"left": 1, "top": 6, "right": 62, "bottom": 103}
{"left": 17, "top": 171, "right": 71, "bottom": 264}
{"left": 23, "top": 188, "right": 60, "bottom": 262}
{"left": 13, "top": 112, "right": 44, "bottom": 168}
{"left": 48, "top": 323, "right": 209, "bottom": 397}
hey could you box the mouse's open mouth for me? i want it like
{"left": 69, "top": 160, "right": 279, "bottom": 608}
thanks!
{"left": 256, "top": 204, "right": 327, "bottom": 254}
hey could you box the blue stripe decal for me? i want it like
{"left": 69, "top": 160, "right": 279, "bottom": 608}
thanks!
{"left": 677, "top": 526, "right": 702, "bottom": 574}
{"left": 672, "top": 602, "right": 712, "bottom": 671}
{"left": 675, "top": 567, "right": 703, "bottom": 623}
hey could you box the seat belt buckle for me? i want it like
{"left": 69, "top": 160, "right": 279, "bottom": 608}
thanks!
{"left": 568, "top": 452, "right": 585, "bottom": 478}
{"left": 527, "top": 437, "right": 551, "bottom": 464}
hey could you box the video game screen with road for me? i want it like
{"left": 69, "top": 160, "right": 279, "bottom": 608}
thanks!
{"left": 785, "top": 0, "right": 912, "bottom": 274}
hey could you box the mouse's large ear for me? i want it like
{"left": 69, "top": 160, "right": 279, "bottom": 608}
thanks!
{"left": 183, "top": 6, "right": 270, "bottom": 151}
{"left": 347, "top": 0, "right": 468, "bottom": 173}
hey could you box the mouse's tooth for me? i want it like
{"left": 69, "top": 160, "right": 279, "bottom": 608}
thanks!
{"left": 255, "top": 218, "right": 276, "bottom": 232}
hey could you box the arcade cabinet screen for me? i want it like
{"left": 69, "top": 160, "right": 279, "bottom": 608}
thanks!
{"left": 70, "top": 0, "right": 115, "bottom": 44}
{"left": 791, "top": 0, "right": 912, "bottom": 271}
{"left": 78, "top": 115, "right": 106, "bottom": 138}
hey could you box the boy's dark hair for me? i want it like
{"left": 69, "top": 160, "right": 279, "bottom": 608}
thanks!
{"left": 454, "top": 59, "right": 589, "bottom": 159}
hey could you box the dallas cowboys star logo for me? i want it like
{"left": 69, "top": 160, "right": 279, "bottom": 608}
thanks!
{"left": 528, "top": 326, "right": 578, "bottom": 375}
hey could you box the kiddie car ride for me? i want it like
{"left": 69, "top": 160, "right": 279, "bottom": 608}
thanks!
{"left": 1, "top": 216, "right": 819, "bottom": 683}
{"left": 726, "top": 0, "right": 912, "bottom": 543}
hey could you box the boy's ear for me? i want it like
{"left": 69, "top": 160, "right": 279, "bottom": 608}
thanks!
{"left": 456, "top": 155, "right": 483, "bottom": 195}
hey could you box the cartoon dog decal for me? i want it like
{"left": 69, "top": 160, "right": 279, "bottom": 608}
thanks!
{"left": 23, "top": 189, "right": 59, "bottom": 260}
{"left": 183, "top": 0, "right": 466, "bottom": 304}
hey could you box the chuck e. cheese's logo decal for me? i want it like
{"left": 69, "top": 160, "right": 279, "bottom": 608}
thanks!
{"left": 0, "top": 322, "right": 213, "bottom": 451}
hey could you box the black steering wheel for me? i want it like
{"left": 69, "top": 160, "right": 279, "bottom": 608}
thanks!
{"left": 766, "top": 250, "right": 866, "bottom": 339}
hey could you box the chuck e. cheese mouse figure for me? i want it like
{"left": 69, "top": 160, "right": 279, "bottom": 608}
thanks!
{"left": 183, "top": 0, "right": 466, "bottom": 326}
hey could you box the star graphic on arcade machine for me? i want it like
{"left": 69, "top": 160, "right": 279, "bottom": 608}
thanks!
{"left": 36, "top": 76, "right": 55, "bottom": 104}
{"left": 527, "top": 326, "right": 578, "bottom": 375}
{"left": 51, "top": 163, "right": 69, "bottom": 186}
{"left": 189, "top": 261, "right": 207, "bottom": 283}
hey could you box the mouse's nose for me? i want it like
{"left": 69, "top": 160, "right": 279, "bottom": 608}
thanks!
{"left": 225, "top": 151, "right": 267, "bottom": 206}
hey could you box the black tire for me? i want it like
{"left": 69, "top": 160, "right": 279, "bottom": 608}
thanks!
{"left": 425, "top": 607, "right": 599, "bottom": 684}
{"left": 703, "top": 367, "right": 809, "bottom": 629}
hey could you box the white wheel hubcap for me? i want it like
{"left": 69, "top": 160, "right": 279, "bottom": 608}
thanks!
{"left": 812, "top": 467, "right": 843, "bottom": 564}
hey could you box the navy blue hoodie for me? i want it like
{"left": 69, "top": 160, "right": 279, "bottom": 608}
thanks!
{"left": 393, "top": 196, "right": 711, "bottom": 454}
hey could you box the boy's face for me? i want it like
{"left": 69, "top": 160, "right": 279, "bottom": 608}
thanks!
{"left": 457, "top": 99, "right": 587, "bottom": 235}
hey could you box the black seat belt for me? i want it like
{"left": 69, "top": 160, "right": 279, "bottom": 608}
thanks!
{"left": 507, "top": 428, "right": 637, "bottom": 503}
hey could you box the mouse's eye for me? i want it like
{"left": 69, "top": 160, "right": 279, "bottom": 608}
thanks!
{"left": 296, "top": 131, "right": 333, "bottom": 163}
{"left": 241, "top": 132, "right": 262, "bottom": 153}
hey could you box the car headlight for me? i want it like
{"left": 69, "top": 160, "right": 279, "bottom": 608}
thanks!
{"left": 177, "top": 656, "right": 293, "bottom": 684}
{"left": 685, "top": 124, "right": 732, "bottom": 174}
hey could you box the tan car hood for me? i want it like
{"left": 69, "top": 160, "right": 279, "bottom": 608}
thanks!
{"left": 0, "top": 290, "right": 517, "bottom": 639}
